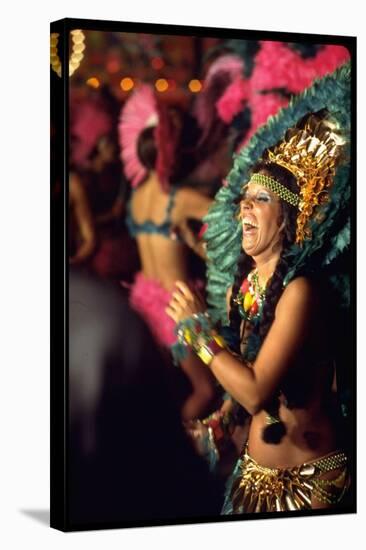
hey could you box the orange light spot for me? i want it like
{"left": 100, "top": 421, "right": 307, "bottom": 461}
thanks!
{"left": 86, "top": 77, "right": 100, "bottom": 89}
{"left": 155, "top": 78, "right": 169, "bottom": 92}
{"left": 120, "top": 77, "right": 134, "bottom": 91}
{"left": 188, "top": 79, "right": 202, "bottom": 93}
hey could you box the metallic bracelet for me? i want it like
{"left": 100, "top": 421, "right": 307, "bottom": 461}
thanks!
{"left": 176, "top": 312, "right": 226, "bottom": 366}
{"left": 196, "top": 333, "right": 226, "bottom": 366}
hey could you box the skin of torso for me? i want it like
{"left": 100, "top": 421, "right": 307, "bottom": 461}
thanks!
{"left": 130, "top": 174, "right": 218, "bottom": 422}
{"left": 243, "top": 288, "right": 338, "bottom": 468}
{"left": 130, "top": 174, "right": 204, "bottom": 291}
{"left": 248, "top": 392, "right": 337, "bottom": 468}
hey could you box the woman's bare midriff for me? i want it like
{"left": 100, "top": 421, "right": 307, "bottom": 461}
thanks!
{"left": 247, "top": 400, "right": 337, "bottom": 469}
{"left": 136, "top": 233, "right": 189, "bottom": 292}
{"left": 238, "top": 300, "right": 338, "bottom": 469}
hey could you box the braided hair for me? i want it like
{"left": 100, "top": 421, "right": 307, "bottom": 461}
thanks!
{"left": 229, "top": 161, "right": 298, "bottom": 443}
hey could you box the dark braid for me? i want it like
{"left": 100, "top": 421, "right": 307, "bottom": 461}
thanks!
{"left": 258, "top": 250, "right": 290, "bottom": 341}
{"left": 231, "top": 160, "right": 298, "bottom": 444}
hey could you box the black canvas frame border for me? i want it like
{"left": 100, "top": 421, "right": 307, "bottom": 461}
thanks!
{"left": 50, "top": 17, "right": 357, "bottom": 532}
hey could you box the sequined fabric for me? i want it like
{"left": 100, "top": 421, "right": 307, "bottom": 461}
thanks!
{"left": 266, "top": 112, "right": 346, "bottom": 244}
{"left": 222, "top": 444, "right": 350, "bottom": 513}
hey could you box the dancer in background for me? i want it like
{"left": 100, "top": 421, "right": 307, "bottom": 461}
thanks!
{"left": 119, "top": 85, "right": 217, "bottom": 421}
{"left": 69, "top": 172, "right": 96, "bottom": 265}
{"left": 69, "top": 88, "right": 139, "bottom": 280}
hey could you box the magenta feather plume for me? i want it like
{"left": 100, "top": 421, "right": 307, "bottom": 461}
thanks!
{"left": 118, "top": 84, "right": 158, "bottom": 188}
{"left": 70, "top": 98, "right": 112, "bottom": 169}
{"left": 251, "top": 41, "right": 350, "bottom": 94}
{"left": 235, "top": 42, "right": 350, "bottom": 151}
{"left": 216, "top": 78, "right": 250, "bottom": 123}
{"left": 194, "top": 54, "right": 245, "bottom": 135}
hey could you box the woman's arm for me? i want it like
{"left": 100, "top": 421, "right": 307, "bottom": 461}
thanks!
{"left": 212, "top": 277, "right": 314, "bottom": 413}
{"left": 172, "top": 189, "right": 212, "bottom": 258}
{"left": 168, "top": 278, "right": 314, "bottom": 415}
{"left": 175, "top": 220, "right": 208, "bottom": 259}
{"left": 95, "top": 196, "right": 124, "bottom": 225}
{"left": 69, "top": 174, "right": 96, "bottom": 264}
{"left": 175, "top": 188, "right": 213, "bottom": 222}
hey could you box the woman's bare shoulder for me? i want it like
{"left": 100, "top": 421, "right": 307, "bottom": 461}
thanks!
{"left": 276, "top": 276, "right": 315, "bottom": 318}
{"left": 174, "top": 187, "right": 213, "bottom": 222}
{"left": 283, "top": 276, "right": 313, "bottom": 295}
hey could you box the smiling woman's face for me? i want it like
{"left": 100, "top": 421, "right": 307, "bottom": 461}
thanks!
{"left": 240, "top": 180, "right": 284, "bottom": 258}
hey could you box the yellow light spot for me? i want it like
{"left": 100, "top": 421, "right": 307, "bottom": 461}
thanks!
{"left": 155, "top": 78, "right": 169, "bottom": 92}
{"left": 120, "top": 77, "right": 134, "bottom": 91}
{"left": 188, "top": 79, "right": 202, "bottom": 93}
{"left": 86, "top": 77, "right": 100, "bottom": 89}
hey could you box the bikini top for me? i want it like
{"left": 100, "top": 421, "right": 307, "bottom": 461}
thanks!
{"left": 126, "top": 186, "right": 178, "bottom": 239}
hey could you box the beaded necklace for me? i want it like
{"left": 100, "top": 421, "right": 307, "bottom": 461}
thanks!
{"left": 234, "top": 269, "right": 268, "bottom": 323}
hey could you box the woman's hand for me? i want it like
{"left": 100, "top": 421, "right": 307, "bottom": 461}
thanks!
{"left": 183, "top": 419, "right": 211, "bottom": 456}
{"left": 176, "top": 220, "right": 208, "bottom": 260}
{"left": 166, "top": 281, "right": 207, "bottom": 324}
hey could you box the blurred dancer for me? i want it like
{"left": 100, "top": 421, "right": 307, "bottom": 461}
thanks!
{"left": 70, "top": 89, "right": 139, "bottom": 280}
{"left": 119, "top": 85, "right": 217, "bottom": 420}
{"left": 69, "top": 172, "right": 96, "bottom": 265}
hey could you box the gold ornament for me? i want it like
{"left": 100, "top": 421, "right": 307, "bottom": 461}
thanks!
{"left": 229, "top": 444, "right": 350, "bottom": 512}
{"left": 265, "top": 111, "right": 347, "bottom": 244}
{"left": 50, "top": 29, "right": 85, "bottom": 77}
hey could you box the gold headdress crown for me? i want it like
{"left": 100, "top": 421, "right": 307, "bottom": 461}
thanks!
{"left": 263, "top": 110, "right": 346, "bottom": 244}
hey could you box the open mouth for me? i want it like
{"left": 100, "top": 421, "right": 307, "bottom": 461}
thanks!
{"left": 242, "top": 217, "right": 259, "bottom": 235}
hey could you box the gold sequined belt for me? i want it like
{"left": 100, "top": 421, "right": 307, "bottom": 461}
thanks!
{"left": 229, "top": 444, "right": 350, "bottom": 513}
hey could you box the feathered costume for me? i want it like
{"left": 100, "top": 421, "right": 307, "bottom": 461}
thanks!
{"left": 118, "top": 84, "right": 177, "bottom": 191}
{"left": 201, "top": 62, "right": 352, "bottom": 513}
{"left": 118, "top": 84, "right": 158, "bottom": 188}
{"left": 198, "top": 42, "right": 350, "bottom": 152}
{"left": 70, "top": 95, "right": 113, "bottom": 169}
{"left": 118, "top": 85, "right": 179, "bottom": 347}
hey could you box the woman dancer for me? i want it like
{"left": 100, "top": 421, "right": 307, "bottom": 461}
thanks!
{"left": 119, "top": 85, "right": 217, "bottom": 421}
{"left": 167, "top": 64, "right": 352, "bottom": 512}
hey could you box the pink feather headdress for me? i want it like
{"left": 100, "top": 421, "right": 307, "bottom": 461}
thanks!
{"left": 251, "top": 41, "right": 350, "bottom": 94}
{"left": 194, "top": 54, "right": 246, "bottom": 140}
{"left": 70, "top": 97, "right": 113, "bottom": 169}
{"left": 216, "top": 78, "right": 250, "bottom": 124}
{"left": 235, "top": 42, "right": 350, "bottom": 150}
{"left": 118, "top": 85, "right": 157, "bottom": 188}
{"left": 118, "top": 84, "right": 178, "bottom": 190}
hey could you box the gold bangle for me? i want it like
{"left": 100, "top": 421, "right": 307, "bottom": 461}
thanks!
{"left": 196, "top": 334, "right": 226, "bottom": 366}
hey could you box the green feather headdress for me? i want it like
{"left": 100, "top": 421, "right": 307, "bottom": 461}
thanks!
{"left": 204, "top": 62, "right": 351, "bottom": 325}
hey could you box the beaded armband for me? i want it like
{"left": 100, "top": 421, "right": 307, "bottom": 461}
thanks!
{"left": 175, "top": 312, "right": 226, "bottom": 366}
